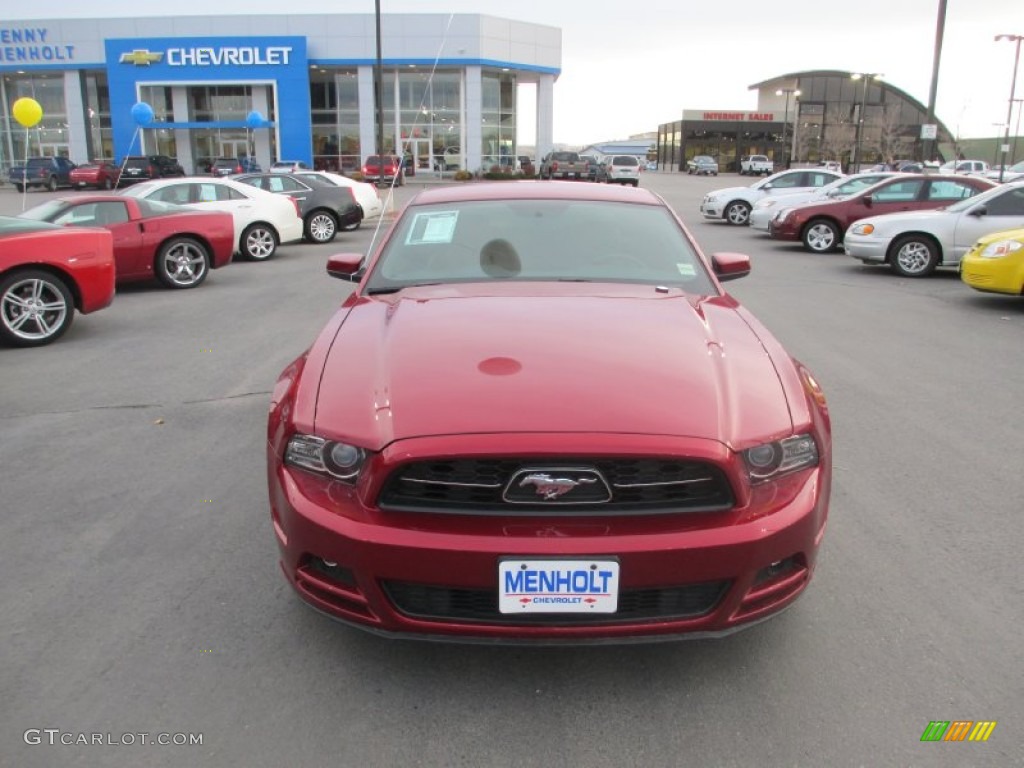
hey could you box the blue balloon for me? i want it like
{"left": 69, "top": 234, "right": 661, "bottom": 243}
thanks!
{"left": 246, "top": 110, "right": 265, "bottom": 129}
{"left": 131, "top": 102, "right": 154, "bottom": 126}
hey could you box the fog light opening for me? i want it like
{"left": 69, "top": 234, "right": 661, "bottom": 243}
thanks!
{"left": 755, "top": 555, "right": 798, "bottom": 585}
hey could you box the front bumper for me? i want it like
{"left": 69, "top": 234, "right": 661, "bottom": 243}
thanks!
{"left": 843, "top": 234, "right": 889, "bottom": 263}
{"left": 767, "top": 217, "right": 800, "bottom": 241}
{"left": 699, "top": 201, "right": 721, "bottom": 219}
{"left": 961, "top": 257, "right": 1024, "bottom": 295}
{"left": 268, "top": 437, "right": 829, "bottom": 643}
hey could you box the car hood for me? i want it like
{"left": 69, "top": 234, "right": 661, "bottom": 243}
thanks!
{"left": 708, "top": 185, "right": 761, "bottom": 198}
{"left": 861, "top": 208, "right": 953, "bottom": 232}
{"left": 312, "top": 284, "right": 793, "bottom": 450}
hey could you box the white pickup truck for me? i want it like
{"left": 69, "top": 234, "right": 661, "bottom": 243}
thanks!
{"left": 740, "top": 155, "right": 774, "bottom": 176}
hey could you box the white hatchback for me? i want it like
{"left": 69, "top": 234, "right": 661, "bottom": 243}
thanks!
{"left": 700, "top": 168, "right": 843, "bottom": 226}
{"left": 121, "top": 177, "right": 304, "bottom": 260}
{"left": 600, "top": 155, "right": 640, "bottom": 187}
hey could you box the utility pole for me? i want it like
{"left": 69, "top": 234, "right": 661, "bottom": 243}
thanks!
{"left": 922, "top": 0, "right": 947, "bottom": 162}
{"left": 374, "top": 0, "right": 385, "bottom": 164}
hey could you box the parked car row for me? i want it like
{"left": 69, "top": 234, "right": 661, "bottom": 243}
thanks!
{"left": 1, "top": 168, "right": 384, "bottom": 346}
{"left": 700, "top": 166, "right": 1024, "bottom": 293}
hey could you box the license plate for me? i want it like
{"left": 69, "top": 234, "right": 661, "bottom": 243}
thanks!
{"left": 499, "top": 558, "right": 619, "bottom": 613}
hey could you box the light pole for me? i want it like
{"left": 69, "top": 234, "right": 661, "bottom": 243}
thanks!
{"left": 995, "top": 34, "right": 1022, "bottom": 182}
{"left": 851, "top": 73, "right": 882, "bottom": 172}
{"left": 776, "top": 87, "right": 800, "bottom": 168}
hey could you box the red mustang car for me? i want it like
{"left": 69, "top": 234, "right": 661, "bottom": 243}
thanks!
{"left": 0, "top": 217, "right": 115, "bottom": 347}
{"left": 768, "top": 173, "right": 997, "bottom": 253}
{"left": 69, "top": 162, "right": 122, "bottom": 190}
{"left": 21, "top": 196, "right": 234, "bottom": 289}
{"left": 267, "top": 182, "right": 832, "bottom": 643}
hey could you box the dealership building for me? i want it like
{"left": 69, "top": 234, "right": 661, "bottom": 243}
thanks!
{"left": 0, "top": 13, "right": 560, "bottom": 175}
{"left": 657, "top": 71, "right": 957, "bottom": 173}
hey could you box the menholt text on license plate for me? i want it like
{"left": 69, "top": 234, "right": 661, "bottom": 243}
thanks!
{"left": 499, "top": 559, "right": 620, "bottom": 613}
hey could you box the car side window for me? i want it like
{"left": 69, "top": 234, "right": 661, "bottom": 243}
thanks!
{"left": 872, "top": 180, "right": 924, "bottom": 202}
{"left": 770, "top": 173, "right": 803, "bottom": 189}
{"left": 982, "top": 188, "right": 1024, "bottom": 216}
{"left": 927, "top": 180, "right": 980, "bottom": 201}
{"left": 806, "top": 173, "right": 834, "bottom": 187}
{"left": 153, "top": 184, "right": 193, "bottom": 205}
{"left": 94, "top": 201, "right": 129, "bottom": 224}
{"left": 243, "top": 176, "right": 268, "bottom": 191}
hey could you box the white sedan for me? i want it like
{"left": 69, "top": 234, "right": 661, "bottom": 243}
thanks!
{"left": 294, "top": 171, "right": 383, "bottom": 228}
{"left": 120, "top": 177, "right": 304, "bottom": 260}
{"left": 699, "top": 168, "right": 843, "bottom": 226}
{"left": 844, "top": 181, "right": 1024, "bottom": 276}
{"left": 749, "top": 172, "right": 897, "bottom": 232}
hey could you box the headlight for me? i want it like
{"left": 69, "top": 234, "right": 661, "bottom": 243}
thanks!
{"left": 285, "top": 434, "right": 367, "bottom": 482}
{"left": 705, "top": 194, "right": 717, "bottom": 203}
{"left": 850, "top": 223, "right": 875, "bottom": 236}
{"left": 979, "top": 239, "right": 1023, "bottom": 258}
{"left": 775, "top": 208, "right": 793, "bottom": 222}
{"left": 743, "top": 434, "right": 819, "bottom": 483}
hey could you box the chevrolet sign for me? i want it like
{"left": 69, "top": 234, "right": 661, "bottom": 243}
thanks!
{"left": 166, "top": 46, "right": 292, "bottom": 66}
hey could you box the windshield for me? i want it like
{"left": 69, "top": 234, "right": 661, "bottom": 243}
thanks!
{"left": 18, "top": 200, "right": 69, "bottom": 221}
{"left": 363, "top": 199, "right": 717, "bottom": 295}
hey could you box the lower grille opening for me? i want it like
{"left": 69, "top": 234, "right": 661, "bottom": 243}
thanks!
{"left": 382, "top": 580, "right": 730, "bottom": 625}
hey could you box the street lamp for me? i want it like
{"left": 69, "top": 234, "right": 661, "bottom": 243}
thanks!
{"left": 776, "top": 87, "right": 800, "bottom": 168}
{"left": 995, "top": 34, "right": 1022, "bottom": 182}
{"left": 851, "top": 73, "right": 882, "bottom": 172}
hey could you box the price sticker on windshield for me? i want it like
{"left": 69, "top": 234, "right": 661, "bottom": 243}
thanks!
{"left": 406, "top": 210, "right": 459, "bottom": 245}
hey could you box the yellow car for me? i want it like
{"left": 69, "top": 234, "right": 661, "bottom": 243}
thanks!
{"left": 961, "top": 227, "right": 1024, "bottom": 296}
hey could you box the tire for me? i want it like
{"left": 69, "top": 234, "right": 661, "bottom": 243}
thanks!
{"left": 305, "top": 210, "right": 338, "bottom": 243}
{"left": 47, "top": 176, "right": 58, "bottom": 192}
{"left": 802, "top": 219, "right": 841, "bottom": 253}
{"left": 241, "top": 223, "right": 278, "bottom": 261}
{"left": 102, "top": 177, "right": 113, "bottom": 190}
{"left": 631, "top": 180, "right": 639, "bottom": 187}
{"left": 0, "top": 269, "right": 74, "bottom": 347}
{"left": 14, "top": 184, "right": 23, "bottom": 193}
{"left": 155, "top": 237, "right": 210, "bottom": 289}
{"left": 724, "top": 201, "right": 752, "bottom": 226}
{"left": 890, "top": 235, "right": 939, "bottom": 277}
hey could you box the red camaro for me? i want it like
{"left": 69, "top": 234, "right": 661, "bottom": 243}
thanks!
{"left": 267, "top": 182, "right": 832, "bottom": 643}
{"left": 20, "top": 196, "right": 235, "bottom": 289}
{"left": 0, "top": 217, "right": 115, "bottom": 347}
{"left": 768, "top": 173, "right": 997, "bottom": 253}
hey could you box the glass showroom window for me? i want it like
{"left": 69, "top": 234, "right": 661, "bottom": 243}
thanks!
{"left": 481, "top": 70, "right": 516, "bottom": 170}
{"left": 83, "top": 71, "right": 113, "bottom": 161}
{"left": 1, "top": 73, "right": 68, "bottom": 161}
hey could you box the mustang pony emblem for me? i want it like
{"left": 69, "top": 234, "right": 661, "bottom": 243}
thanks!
{"left": 519, "top": 473, "right": 597, "bottom": 500}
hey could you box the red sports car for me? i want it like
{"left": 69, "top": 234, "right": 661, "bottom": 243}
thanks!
{"left": 0, "top": 217, "right": 115, "bottom": 347}
{"left": 768, "top": 173, "right": 997, "bottom": 253}
{"left": 267, "top": 182, "right": 832, "bottom": 643}
{"left": 69, "top": 162, "right": 122, "bottom": 190}
{"left": 20, "top": 196, "right": 235, "bottom": 289}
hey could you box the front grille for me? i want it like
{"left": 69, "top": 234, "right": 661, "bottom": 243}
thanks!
{"left": 382, "top": 580, "right": 730, "bottom": 624}
{"left": 377, "top": 457, "right": 734, "bottom": 514}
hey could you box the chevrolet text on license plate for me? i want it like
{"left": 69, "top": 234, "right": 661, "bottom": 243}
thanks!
{"left": 499, "top": 559, "right": 620, "bottom": 613}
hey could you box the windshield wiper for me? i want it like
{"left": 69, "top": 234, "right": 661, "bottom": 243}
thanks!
{"left": 364, "top": 282, "right": 441, "bottom": 295}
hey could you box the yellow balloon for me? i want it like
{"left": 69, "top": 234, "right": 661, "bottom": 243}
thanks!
{"left": 13, "top": 97, "right": 43, "bottom": 128}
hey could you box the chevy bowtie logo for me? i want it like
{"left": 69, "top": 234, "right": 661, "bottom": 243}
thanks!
{"left": 119, "top": 49, "right": 163, "bottom": 66}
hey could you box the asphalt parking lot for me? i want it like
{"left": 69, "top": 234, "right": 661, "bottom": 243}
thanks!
{"left": 2, "top": 173, "right": 1021, "bottom": 767}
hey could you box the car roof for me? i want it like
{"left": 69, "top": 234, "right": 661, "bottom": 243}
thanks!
{"left": 410, "top": 180, "right": 663, "bottom": 206}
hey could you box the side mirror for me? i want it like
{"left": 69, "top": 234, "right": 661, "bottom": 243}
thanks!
{"left": 711, "top": 252, "right": 751, "bottom": 282}
{"left": 863, "top": 195, "right": 874, "bottom": 208}
{"left": 762, "top": 183, "right": 774, "bottom": 191}
{"left": 326, "top": 253, "right": 365, "bottom": 282}
{"left": 968, "top": 205, "right": 987, "bottom": 217}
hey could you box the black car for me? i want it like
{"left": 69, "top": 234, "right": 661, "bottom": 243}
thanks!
{"left": 119, "top": 155, "right": 185, "bottom": 184}
{"left": 8, "top": 156, "right": 77, "bottom": 192}
{"left": 234, "top": 172, "right": 362, "bottom": 243}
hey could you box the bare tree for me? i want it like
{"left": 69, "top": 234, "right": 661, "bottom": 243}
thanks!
{"left": 870, "top": 105, "right": 914, "bottom": 165}
{"left": 820, "top": 103, "right": 856, "bottom": 164}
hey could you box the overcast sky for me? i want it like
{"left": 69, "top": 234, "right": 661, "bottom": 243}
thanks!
{"left": 11, "top": 0, "right": 1023, "bottom": 146}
